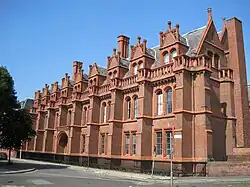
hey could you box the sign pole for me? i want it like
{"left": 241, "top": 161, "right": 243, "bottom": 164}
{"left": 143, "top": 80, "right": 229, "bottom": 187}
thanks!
{"left": 151, "top": 146, "right": 156, "bottom": 177}
{"left": 170, "top": 131, "right": 173, "bottom": 187}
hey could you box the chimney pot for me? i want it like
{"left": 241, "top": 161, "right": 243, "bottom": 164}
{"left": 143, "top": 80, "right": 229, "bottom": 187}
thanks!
{"left": 168, "top": 21, "right": 171, "bottom": 30}
{"left": 137, "top": 36, "right": 141, "bottom": 44}
{"left": 207, "top": 8, "right": 212, "bottom": 19}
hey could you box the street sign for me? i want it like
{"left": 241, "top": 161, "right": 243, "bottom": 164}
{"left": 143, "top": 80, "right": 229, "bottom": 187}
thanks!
{"left": 174, "top": 134, "right": 182, "bottom": 139}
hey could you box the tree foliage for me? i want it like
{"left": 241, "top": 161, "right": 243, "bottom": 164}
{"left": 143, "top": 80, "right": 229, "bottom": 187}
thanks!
{"left": 0, "top": 66, "right": 36, "bottom": 163}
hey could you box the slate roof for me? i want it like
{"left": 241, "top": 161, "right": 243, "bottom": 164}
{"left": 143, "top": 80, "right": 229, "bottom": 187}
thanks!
{"left": 120, "top": 59, "right": 129, "bottom": 68}
{"left": 96, "top": 65, "right": 107, "bottom": 76}
{"left": 20, "top": 99, "right": 34, "bottom": 110}
{"left": 182, "top": 26, "right": 206, "bottom": 56}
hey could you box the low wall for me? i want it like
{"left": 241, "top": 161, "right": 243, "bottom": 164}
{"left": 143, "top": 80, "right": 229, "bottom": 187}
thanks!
{"left": 0, "top": 149, "right": 17, "bottom": 158}
{"left": 20, "top": 151, "right": 207, "bottom": 176}
{"left": 207, "top": 161, "right": 250, "bottom": 176}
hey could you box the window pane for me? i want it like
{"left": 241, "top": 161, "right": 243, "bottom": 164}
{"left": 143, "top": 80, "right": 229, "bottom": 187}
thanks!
{"left": 127, "top": 100, "right": 131, "bottom": 119}
{"left": 157, "top": 93, "right": 163, "bottom": 115}
{"left": 103, "top": 105, "right": 107, "bottom": 123}
{"left": 133, "top": 133, "right": 136, "bottom": 155}
{"left": 166, "top": 88, "right": 172, "bottom": 114}
{"left": 171, "top": 50, "right": 177, "bottom": 61}
{"left": 101, "top": 135, "right": 105, "bottom": 153}
{"left": 164, "top": 53, "right": 169, "bottom": 63}
{"left": 166, "top": 132, "right": 171, "bottom": 155}
{"left": 133, "top": 65, "right": 138, "bottom": 75}
{"left": 125, "top": 134, "right": 130, "bottom": 154}
{"left": 82, "top": 135, "right": 85, "bottom": 153}
{"left": 134, "top": 97, "right": 138, "bottom": 119}
{"left": 156, "top": 132, "right": 162, "bottom": 155}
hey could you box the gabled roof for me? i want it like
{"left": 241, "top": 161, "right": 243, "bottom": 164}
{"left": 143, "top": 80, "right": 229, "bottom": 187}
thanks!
{"left": 182, "top": 26, "right": 206, "bottom": 56}
{"left": 96, "top": 65, "right": 107, "bottom": 76}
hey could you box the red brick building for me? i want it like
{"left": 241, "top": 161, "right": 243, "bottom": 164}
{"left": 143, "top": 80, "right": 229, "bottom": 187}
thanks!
{"left": 22, "top": 9, "right": 250, "bottom": 174}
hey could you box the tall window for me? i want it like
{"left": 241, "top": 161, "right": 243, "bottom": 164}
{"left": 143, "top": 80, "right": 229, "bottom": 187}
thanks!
{"left": 68, "top": 110, "right": 72, "bottom": 125}
{"left": 125, "top": 134, "right": 130, "bottom": 154}
{"left": 103, "top": 103, "right": 107, "bottom": 123}
{"left": 134, "top": 96, "right": 138, "bottom": 119}
{"left": 82, "top": 134, "right": 85, "bottom": 153}
{"left": 156, "top": 132, "right": 162, "bottom": 155}
{"left": 214, "top": 54, "right": 219, "bottom": 69}
{"left": 171, "top": 49, "right": 177, "bottom": 61}
{"left": 132, "top": 133, "right": 136, "bottom": 155}
{"left": 164, "top": 53, "right": 169, "bottom": 63}
{"left": 166, "top": 132, "right": 172, "bottom": 156}
{"left": 101, "top": 134, "right": 105, "bottom": 154}
{"left": 55, "top": 113, "right": 59, "bottom": 127}
{"left": 166, "top": 88, "right": 173, "bottom": 114}
{"left": 133, "top": 64, "right": 138, "bottom": 75}
{"left": 157, "top": 91, "right": 163, "bottom": 115}
{"left": 127, "top": 98, "right": 131, "bottom": 119}
{"left": 83, "top": 107, "right": 87, "bottom": 125}
{"left": 107, "top": 102, "right": 111, "bottom": 121}
{"left": 44, "top": 115, "right": 48, "bottom": 128}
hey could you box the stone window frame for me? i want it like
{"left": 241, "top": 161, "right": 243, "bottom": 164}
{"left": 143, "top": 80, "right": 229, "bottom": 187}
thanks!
{"left": 101, "top": 102, "right": 107, "bottom": 123}
{"left": 82, "top": 134, "right": 86, "bottom": 153}
{"left": 83, "top": 106, "right": 88, "bottom": 126}
{"left": 164, "top": 86, "right": 173, "bottom": 115}
{"left": 155, "top": 89, "right": 163, "bottom": 116}
{"left": 68, "top": 110, "right": 72, "bottom": 126}
{"left": 124, "top": 96, "right": 132, "bottom": 120}
{"left": 132, "top": 95, "right": 139, "bottom": 119}
{"left": 100, "top": 133, "right": 106, "bottom": 154}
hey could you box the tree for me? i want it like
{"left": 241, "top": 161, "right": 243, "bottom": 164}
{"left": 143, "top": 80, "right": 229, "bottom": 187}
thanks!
{"left": 0, "top": 66, "right": 36, "bottom": 164}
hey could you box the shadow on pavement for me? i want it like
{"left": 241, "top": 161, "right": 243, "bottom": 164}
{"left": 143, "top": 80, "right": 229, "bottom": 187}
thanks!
{"left": 0, "top": 160, "right": 68, "bottom": 171}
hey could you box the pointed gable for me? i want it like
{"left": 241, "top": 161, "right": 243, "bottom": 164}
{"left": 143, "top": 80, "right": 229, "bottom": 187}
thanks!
{"left": 130, "top": 36, "right": 149, "bottom": 60}
{"left": 107, "top": 48, "right": 120, "bottom": 70}
{"left": 89, "top": 63, "right": 99, "bottom": 77}
{"left": 196, "top": 10, "right": 223, "bottom": 55}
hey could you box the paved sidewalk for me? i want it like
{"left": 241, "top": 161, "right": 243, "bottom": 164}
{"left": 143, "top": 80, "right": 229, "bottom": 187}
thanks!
{"left": 9, "top": 158, "right": 250, "bottom": 185}
{"left": 0, "top": 160, "right": 36, "bottom": 175}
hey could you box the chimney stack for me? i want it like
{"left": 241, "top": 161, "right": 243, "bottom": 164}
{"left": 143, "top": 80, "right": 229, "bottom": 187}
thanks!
{"left": 117, "top": 35, "right": 130, "bottom": 59}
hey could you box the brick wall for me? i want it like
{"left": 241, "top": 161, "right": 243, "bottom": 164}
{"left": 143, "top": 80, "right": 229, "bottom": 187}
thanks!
{"left": 207, "top": 161, "right": 250, "bottom": 176}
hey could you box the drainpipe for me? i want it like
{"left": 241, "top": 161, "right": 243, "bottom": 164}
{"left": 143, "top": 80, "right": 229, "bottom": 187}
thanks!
{"left": 192, "top": 71, "right": 196, "bottom": 175}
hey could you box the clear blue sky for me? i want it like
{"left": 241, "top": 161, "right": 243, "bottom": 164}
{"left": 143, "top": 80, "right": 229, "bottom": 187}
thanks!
{"left": 1, "top": 0, "right": 249, "bottom": 101}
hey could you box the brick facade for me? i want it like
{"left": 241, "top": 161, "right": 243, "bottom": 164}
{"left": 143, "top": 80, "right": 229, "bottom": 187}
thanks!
{"left": 22, "top": 9, "right": 250, "bottom": 175}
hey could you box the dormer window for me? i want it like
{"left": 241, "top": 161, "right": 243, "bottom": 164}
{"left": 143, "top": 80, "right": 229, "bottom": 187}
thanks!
{"left": 133, "top": 64, "right": 138, "bottom": 75}
{"left": 164, "top": 53, "right": 169, "bottom": 63}
{"left": 171, "top": 49, "right": 177, "bottom": 62}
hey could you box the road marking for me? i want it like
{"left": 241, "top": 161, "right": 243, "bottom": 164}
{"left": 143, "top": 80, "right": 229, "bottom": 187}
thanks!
{"left": 1, "top": 186, "right": 25, "bottom": 187}
{"left": 28, "top": 179, "right": 53, "bottom": 185}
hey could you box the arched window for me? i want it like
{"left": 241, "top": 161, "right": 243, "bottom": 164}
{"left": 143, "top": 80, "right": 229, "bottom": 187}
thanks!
{"left": 157, "top": 91, "right": 163, "bottom": 116}
{"left": 68, "top": 110, "right": 72, "bottom": 125}
{"left": 164, "top": 53, "right": 169, "bottom": 63}
{"left": 126, "top": 97, "right": 131, "bottom": 119}
{"left": 214, "top": 54, "right": 219, "bottom": 69}
{"left": 44, "top": 114, "right": 48, "bottom": 128}
{"left": 83, "top": 107, "right": 87, "bottom": 125}
{"left": 139, "top": 62, "right": 143, "bottom": 69}
{"left": 171, "top": 49, "right": 177, "bottom": 62}
{"left": 107, "top": 102, "right": 111, "bottom": 121}
{"left": 133, "top": 64, "right": 138, "bottom": 75}
{"left": 134, "top": 96, "right": 138, "bottom": 119}
{"left": 103, "top": 103, "right": 107, "bottom": 123}
{"left": 55, "top": 113, "right": 59, "bottom": 127}
{"left": 166, "top": 88, "right": 173, "bottom": 114}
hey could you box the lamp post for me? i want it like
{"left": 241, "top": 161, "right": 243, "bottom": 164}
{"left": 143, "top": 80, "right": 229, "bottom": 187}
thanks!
{"left": 170, "top": 126, "right": 175, "bottom": 187}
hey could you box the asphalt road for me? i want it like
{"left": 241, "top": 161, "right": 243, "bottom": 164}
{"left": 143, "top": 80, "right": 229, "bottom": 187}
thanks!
{"left": 1, "top": 159, "right": 250, "bottom": 187}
